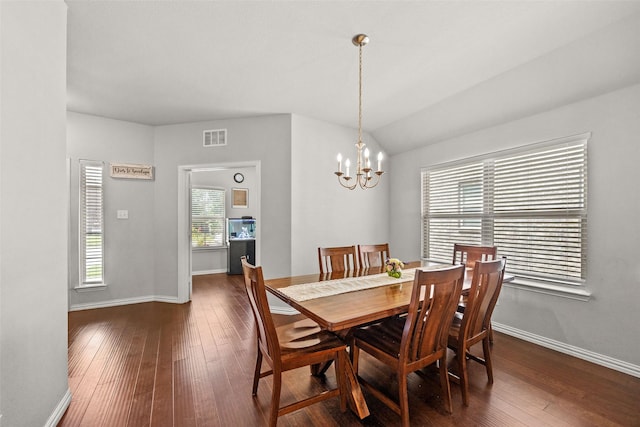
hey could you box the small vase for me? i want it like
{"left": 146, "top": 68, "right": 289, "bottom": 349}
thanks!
{"left": 388, "top": 270, "right": 402, "bottom": 279}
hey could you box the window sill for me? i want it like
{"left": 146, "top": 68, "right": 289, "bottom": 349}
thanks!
{"left": 192, "top": 246, "right": 227, "bottom": 251}
{"left": 74, "top": 283, "right": 108, "bottom": 292}
{"left": 504, "top": 278, "right": 591, "bottom": 301}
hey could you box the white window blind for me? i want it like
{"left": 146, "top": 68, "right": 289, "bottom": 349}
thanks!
{"left": 80, "top": 160, "right": 104, "bottom": 284}
{"left": 422, "top": 133, "right": 588, "bottom": 285}
{"left": 191, "top": 187, "right": 225, "bottom": 248}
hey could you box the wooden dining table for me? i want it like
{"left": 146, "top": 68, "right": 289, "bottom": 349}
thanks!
{"left": 265, "top": 260, "right": 490, "bottom": 332}
{"left": 265, "top": 260, "right": 511, "bottom": 419}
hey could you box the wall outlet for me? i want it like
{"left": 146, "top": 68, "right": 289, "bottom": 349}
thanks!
{"left": 117, "top": 210, "right": 129, "bottom": 219}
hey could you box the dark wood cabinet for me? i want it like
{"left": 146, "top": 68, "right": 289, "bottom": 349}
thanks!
{"left": 227, "top": 239, "right": 255, "bottom": 274}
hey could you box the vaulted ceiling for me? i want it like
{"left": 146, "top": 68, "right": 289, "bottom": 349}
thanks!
{"left": 66, "top": 1, "right": 640, "bottom": 154}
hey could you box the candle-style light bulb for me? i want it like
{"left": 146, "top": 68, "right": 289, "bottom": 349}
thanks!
{"left": 345, "top": 158, "right": 351, "bottom": 177}
{"left": 377, "top": 152, "right": 383, "bottom": 171}
{"left": 337, "top": 153, "right": 342, "bottom": 173}
{"left": 364, "top": 148, "right": 370, "bottom": 169}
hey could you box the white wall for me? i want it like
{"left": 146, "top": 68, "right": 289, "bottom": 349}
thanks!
{"left": 291, "top": 115, "right": 389, "bottom": 275}
{"left": 153, "top": 114, "right": 291, "bottom": 301}
{"left": 191, "top": 166, "right": 258, "bottom": 274}
{"left": 67, "top": 113, "right": 389, "bottom": 311}
{"left": 390, "top": 83, "right": 640, "bottom": 367}
{"left": 67, "top": 112, "right": 156, "bottom": 309}
{"left": 0, "top": 2, "right": 70, "bottom": 425}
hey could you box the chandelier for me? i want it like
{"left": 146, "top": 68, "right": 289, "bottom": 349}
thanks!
{"left": 335, "top": 34, "right": 384, "bottom": 190}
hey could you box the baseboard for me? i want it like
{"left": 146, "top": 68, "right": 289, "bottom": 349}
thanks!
{"left": 153, "top": 295, "right": 181, "bottom": 304}
{"left": 493, "top": 322, "right": 640, "bottom": 378}
{"left": 45, "top": 388, "right": 72, "bottom": 427}
{"left": 192, "top": 268, "right": 227, "bottom": 275}
{"left": 69, "top": 295, "right": 180, "bottom": 311}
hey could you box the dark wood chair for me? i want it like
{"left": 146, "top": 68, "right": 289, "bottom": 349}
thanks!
{"left": 314, "top": 245, "right": 358, "bottom": 375}
{"left": 452, "top": 243, "right": 497, "bottom": 268}
{"left": 357, "top": 243, "right": 390, "bottom": 269}
{"left": 318, "top": 245, "right": 358, "bottom": 273}
{"left": 452, "top": 243, "right": 498, "bottom": 340}
{"left": 349, "top": 265, "right": 465, "bottom": 427}
{"left": 448, "top": 257, "right": 506, "bottom": 406}
{"left": 240, "top": 256, "right": 348, "bottom": 426}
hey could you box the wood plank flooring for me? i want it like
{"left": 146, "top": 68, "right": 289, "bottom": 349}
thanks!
{"left": 59, "top": 273, "right": 640, "bottom": 426}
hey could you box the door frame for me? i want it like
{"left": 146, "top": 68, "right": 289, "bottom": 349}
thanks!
{"left": 177, "top": 160, "right": 261, "bottom": 303}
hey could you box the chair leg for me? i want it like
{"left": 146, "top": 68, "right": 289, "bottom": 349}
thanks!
{"left": 439, "top": 355, "right": 454, "bottom": 413}
{"left": 398, "top": 374, "right": 410, "bottom": 427}
{"left": 488, "top": 322, "right": 494, "bottom": 344}
{"left": 252, "top": 350, "right": 263, "bottom": 395}
{"left": 269, "top": 370, "right": 282, "bottom": 427}
{"left": 458, "top": 348, "right": 469, "bottom": 406}
{"left": 310, "top": 360, "right": 333, "bottom": 376}
{"left": 482, "top": 337, "right": 494, "bottom": 384}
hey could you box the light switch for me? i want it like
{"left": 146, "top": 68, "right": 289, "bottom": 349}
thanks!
{"left": 117, "top": 210, "right": 129, "bottom": 219}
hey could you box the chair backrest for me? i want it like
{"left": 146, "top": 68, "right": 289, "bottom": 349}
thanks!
{"left": 452, "top": 243, "right": 497, "bottom": 269}
{"left": 358, "top": 243, "right": 390, "bottom": 269}
{"left": 318, "top": 246, "right": 358, "bottom": 273}
{"left": 460, "top": 258, "right": 507, "bottom": 342}
{"left": 241, "top": 256, "right": 280, "bottom": 365}
{"left": 400, "top": 265, "right": 465, "bottom": 363}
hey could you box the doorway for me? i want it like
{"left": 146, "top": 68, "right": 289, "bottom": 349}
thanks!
{"left": 177, "top": 161, "right": 261, "bottom": 303}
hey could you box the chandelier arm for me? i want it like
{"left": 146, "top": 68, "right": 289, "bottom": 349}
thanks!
{"left": 358, "top": 171, "right": 383, "bottom": 189}
{"left": 338, "top": 175, "right": 358, "bottom": 190}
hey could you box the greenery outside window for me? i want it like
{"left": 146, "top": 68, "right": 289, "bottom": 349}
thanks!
{"left": 422, "top": 133, "right": 589, "bottom": 289}
{"left": 80, "top": 160, "right": 104, "bottom": 285}
{"left": 192, "top": 187, "right": 225, "bottom": 248}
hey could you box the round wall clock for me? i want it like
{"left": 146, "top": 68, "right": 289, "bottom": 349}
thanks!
{"left": 233, "top": 172, "right": 245, "bottom": 183}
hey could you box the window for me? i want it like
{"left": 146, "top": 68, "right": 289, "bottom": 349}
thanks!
{"left": 422, "top": 133, "right": 588, "bottom": 286}
{"left": 80, "top": 160, "right": 104, "bottom": 285}
{"left": 191, "top": 187, "right": 225, "bottom": 248}
{"left": 458, "top": 180, "right": 482, "bottom": 230}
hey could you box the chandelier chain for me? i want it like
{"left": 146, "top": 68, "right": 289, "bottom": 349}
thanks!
{"left": 358, "top": 42, "right": 363, "bottom": 145}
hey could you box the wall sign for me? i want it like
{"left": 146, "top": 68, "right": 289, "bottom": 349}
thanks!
{"left": 110, "top": 163, "right": 154, "bottom": 180}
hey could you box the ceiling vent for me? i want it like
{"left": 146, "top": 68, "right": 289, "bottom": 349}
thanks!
{"left": 203, "top": 129, "right": 227, "bottom": 147}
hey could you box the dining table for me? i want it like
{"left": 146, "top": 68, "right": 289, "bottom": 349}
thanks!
{"left": 265, "top": 260, "right": 513, "bottom": 332}
{"left": 264, "top": 260, "right": 512, "bottom": 419}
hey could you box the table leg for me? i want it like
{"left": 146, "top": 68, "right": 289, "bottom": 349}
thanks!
{"left": 341, "top": 350, "right": 369, "bottom": 419}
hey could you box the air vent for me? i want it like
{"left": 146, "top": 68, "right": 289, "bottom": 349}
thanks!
{"left": 203, "top": 129, "right": 227, "bottom": 147}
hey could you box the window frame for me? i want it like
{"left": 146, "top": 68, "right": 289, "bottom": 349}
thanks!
{"left": 79, "top": 160, "right": 105, "bottom": 286}
{"left": 421, "top": 133, "right": 591, "bottom": 300}
{"left": 191, "top": 186, "right": 226, "bottom": 250}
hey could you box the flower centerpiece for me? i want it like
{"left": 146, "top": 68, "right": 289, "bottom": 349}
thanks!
{"left": 385, "top": 258, "right": 405, "bottom": 279}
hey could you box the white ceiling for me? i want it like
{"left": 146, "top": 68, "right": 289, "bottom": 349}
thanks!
{"left": 66, "top": 1, "right": 640, "bottom": 154}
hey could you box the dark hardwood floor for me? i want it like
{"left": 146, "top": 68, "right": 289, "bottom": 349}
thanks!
{"left": 59, "top": 273, "right": 640, "bottom": 426}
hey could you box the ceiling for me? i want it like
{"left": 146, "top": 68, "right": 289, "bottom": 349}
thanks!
{"left": 66, "top": 1, "right": 640, "bottom": 155}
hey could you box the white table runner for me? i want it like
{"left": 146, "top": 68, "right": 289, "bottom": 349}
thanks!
{"left": 279, "top": 268, "right": 416, "bottom": 302}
